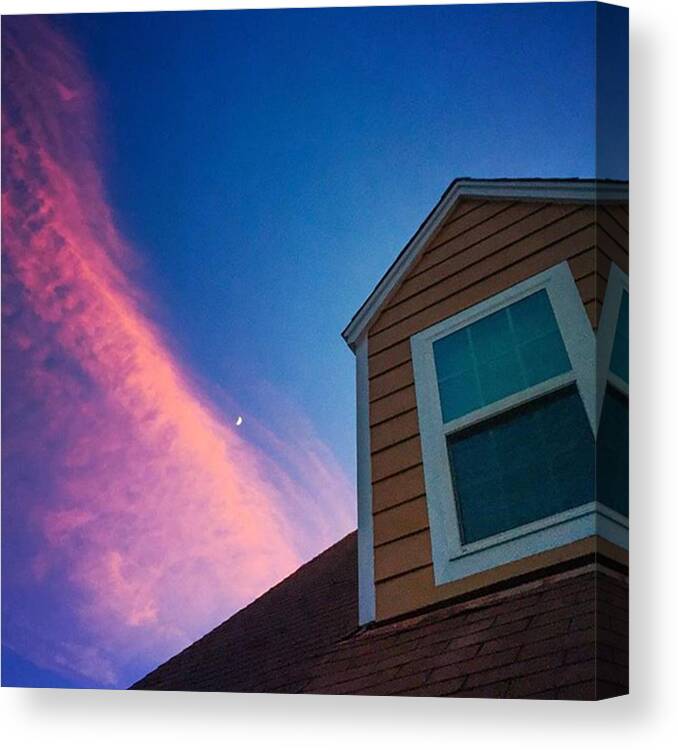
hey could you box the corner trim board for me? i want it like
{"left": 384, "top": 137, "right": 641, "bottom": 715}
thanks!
{"left": 356, "top": 335, "right": 376, "bottom": 624}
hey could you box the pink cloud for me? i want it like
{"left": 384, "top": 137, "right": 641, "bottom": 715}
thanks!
{"left": 2, "top": 19, "right": 355, "bottom": 686}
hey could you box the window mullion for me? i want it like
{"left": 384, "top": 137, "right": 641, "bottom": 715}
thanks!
{"left": 441, "top": 370, "right": 577, "bottom": 436}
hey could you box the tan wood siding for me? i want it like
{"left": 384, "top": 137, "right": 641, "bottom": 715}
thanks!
{"left": 369, "top": 384, "right": 417, "bottom": 426}
{"left": 370, "top": 408, "right": 419, "bottom": 453}
{"left": 585, "top": 299, "right": 602, "bottom": 328}
{"left": 412, "top": 202, "right": 539, "bottom": 276}
{"left": 375, "top": 536, "right": 629, "bottom": 621}
{"left": 371, "top": 435, "right": 422, "bottom": 483}
{"left": 373, "top": 495, "right": 429, "bottom": 547}
{"left": 369, "top": 360, "right": 414, "bottom": 401}
{"left": 378, "top": 203, "right": 587, "bottom": 323}
{"left": 603, "top": 203, "right": 629, "bottom": 232}
{"left": 570, "top": 247, "right": 611, "bottom": 280}
{"left": 596, "top": 207, "right": 628, "bottom": 251}
{"left": 369, "top": 224, "right": 597, "bottom": 352}
{"left": 596, "top": 226, "right": 628, "bottom": 270}
{"left": 369, "top": 340, "right": 412, "bottom": 379}
{"left": 372, "top": 465, "right": 426, "bottom": 514}
{"left": 366, "top": 198, "right": 629, "bottom": 621}
{"left": 575, "top": 272, "right": 607, "bottom": 305}
{"left": 595, "top": 204, "right": 629, "bottom": 313}
{"left": 374, "top": 529, "right": 432, "bottom": 582}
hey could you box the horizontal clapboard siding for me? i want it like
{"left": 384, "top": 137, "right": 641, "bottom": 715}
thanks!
{"left": 369, "top": 225, "right": 597, "bottom": 352}
{"left": 371, "top": 435, "right": 422, "bottom": 483}
{"left": 595, "top": 205, "right": 629, "bottom": 312}
{"left": 376, "top": 203, "right": 586, "bottom": 325}
{"left": 370, "top": 408, "right": 419, "bottom": 453}
{"left": 366, "top": 197, "right": 629, "bottom": 621}
{"left": 369, "top": 385, "right": 416, "bottom": 426}
{"left": 412, "top": 202, "right": 540, "bottom": 277}
{"left": 369, "top": 360, "right": 413, "bottom": 401}
{"left": 372, "top": 465, "right": 426, "bottom": 514}
{"left": 374, "top": 529, "right": 432, "bottom": 582}
{"left": 374, "top": 536, "right": 629, "bottom": 621}
{"left": 373, "top": 495, "right": 429, "bottom": 547}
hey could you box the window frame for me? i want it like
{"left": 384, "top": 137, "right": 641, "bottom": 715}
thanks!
{"left": 411, "top": 261, "right": 628, "bottom": 586}
{"left": 597, "top": 262, "right": 629, "bottom": 419}
{"left": 595, "top": 262, "right": 630, "bottom": 522}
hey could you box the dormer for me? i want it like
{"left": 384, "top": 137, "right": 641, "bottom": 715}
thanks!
{"left": 343, "top": 178, "right": 629, "bottom": 624}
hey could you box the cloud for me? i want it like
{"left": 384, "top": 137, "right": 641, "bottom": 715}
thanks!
{"left": 1, "top": 18, "right": 355, "bottom": 687}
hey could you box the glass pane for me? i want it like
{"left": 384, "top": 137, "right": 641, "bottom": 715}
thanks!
{"left": 433, "top": 327, "right": 474, "bottom": 377}
{"left": 433, "top": 290, "right": 571, "bottom": 423}
{"left": 519, "top": 330, "right": 571, "bottom": 384}
{"left": 596, "top": 386, "right": 629, "bottom": 517}
{"left": 433, "top": 329, "right": 481, "bottom": 418}
{"left": 447, "top": 387, "right": 594, "bottom": 544}
{"left": 510, "top": 289, "right": 554, "bottom": 340}
{"left": 469, "top": 307, "right": 514, "bottom": 361}
{"left": 609, "top": 290, "right": 629, "bottom": 383}
{"left": 476, "top": 351, "right": 524, "bottom": 405}
{"left": 437, "top": 372, "right": 482, "bottom": 422}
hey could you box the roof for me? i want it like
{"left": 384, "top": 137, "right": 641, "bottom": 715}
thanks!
{"left": 132, "top": 533, "right": 359, "bottom": 693}
{"left": 131, "top": 531, "right": 628, "bottom": 699}
{"left": 341, "top": 177, "right": 629, "bottom": 351}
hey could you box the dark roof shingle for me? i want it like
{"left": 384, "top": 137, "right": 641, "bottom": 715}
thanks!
{"left": 131, "top": 532, "right": 628, "bottom": 700}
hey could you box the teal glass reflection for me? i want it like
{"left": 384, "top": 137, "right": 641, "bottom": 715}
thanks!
{"left": 596, "top": 386, "right": 629, "bottom": 517}
{"left": 433, "top": 290, "right": 571, "bottom": 422}
{"left": 609, "top": 290, "right": 629, "bottom": 383}
{"left": 447, "top": 387, "right": 594, "bottom": 544}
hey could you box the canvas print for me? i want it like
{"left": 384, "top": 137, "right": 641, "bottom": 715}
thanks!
{"left": 1, "top": 2, "right": 629, "bottom": 698}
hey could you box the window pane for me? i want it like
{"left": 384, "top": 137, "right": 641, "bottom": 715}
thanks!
{"left": 596, "top": 386, "right": 629, "bottom": 517}
{"left": 433, "top": 290, "right": 571, "bottom": 423}
{"left": 433, "top": 328, "right": 482, "bottom": 417}
{"left": 609, "top": 290, "right": 629, "bottom": 383}
{"left": 447, "top": 387, "right": 594, "bottom": 544}
{"left": 437, "top": 372, "right": 482, "bottom": 423}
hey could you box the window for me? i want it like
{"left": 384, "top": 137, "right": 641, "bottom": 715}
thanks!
{"left": 433, "top": 289, "right": 572, "bottom": 423}
{"left": 411, "top": 262, "right": 628, "bottom": 585}
{"left": 449, "top": 385, "right": 594, "bottom": 544}
{"left": 597, "top": 265, "right": 629, "bottom": 519}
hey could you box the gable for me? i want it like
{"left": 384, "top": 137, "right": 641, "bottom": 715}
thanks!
{"left": 342, "top": 178, "right": 629, "bottom": 351}
{"left": 362, "top": 191, "right": 628, "bottom": 622}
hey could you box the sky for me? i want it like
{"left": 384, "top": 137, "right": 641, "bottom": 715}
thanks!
{"left": 1, "top": 3, "right": 628, "bottom": 690}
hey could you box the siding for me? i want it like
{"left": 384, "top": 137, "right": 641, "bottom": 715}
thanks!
{"left": 366, "top": 198, "right": 629, "bottom": 621}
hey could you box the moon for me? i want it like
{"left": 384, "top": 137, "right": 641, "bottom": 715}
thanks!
{"left": 235, "top": 416, "right": 243, "bottom": 427}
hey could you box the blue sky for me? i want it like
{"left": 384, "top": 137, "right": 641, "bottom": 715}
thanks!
{"left": 52, "top": 2, "right": 627, "bottom": 475}
{"left": 2, "top": 2, "right": 628, "bottom": 689}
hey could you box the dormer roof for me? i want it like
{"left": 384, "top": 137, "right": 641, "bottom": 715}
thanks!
{"left": 342, "top": 178, "right": 629, "bottom": 351}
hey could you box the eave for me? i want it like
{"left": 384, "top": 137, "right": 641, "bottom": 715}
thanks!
{"left": 341, "top": 177, "right": 629, "bottom": 352}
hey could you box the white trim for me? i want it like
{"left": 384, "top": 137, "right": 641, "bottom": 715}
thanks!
{"left": 411, "top": 262, "right": 628, "bottom": 586}
{"left": 608, "top": 372, "right": 629, "bottom": 397}
{"left": 355, "top": 335, "right": 376, "bottom": 624}
{"left": 596, "top": 263, "right": 629, "bottom": 423}
{"left": 440, "top": 371, "right": 577, "bottom": 435}
{"left": 342, "top": 179, "right": 629, "bottom": 351}
{"left": 595, "top": 263, "right": 629, "bottom": 532}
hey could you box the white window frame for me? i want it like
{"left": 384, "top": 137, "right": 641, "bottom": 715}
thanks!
{"left": 595, "top": 262, "right": 629, "bottom": 529}
{"left": 597, "top": 262, "right": 629, "bottom": 419}
{"left": 411, "top": 261, "right": 628, "bottom": 586}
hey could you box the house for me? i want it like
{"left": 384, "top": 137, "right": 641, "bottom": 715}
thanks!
{"left": 132, "top": 178, "right": 629, "bottom": 699}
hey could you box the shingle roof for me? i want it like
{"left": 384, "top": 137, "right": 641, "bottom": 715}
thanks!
{"left": 131, "top": 532, "right": 628, "bottom": 700}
